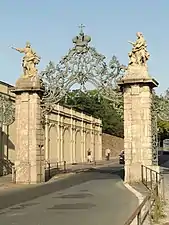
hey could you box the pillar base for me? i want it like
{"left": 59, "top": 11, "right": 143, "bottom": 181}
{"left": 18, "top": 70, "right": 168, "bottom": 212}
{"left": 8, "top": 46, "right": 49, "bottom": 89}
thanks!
{"left": 125, "top": 163, "right": 142, "bottom": 183}
{"left": 14, "top": 161, "right": 45, "bottom": 184}
{"left": 125, "top": 163, "right": 160, "bottom": 184}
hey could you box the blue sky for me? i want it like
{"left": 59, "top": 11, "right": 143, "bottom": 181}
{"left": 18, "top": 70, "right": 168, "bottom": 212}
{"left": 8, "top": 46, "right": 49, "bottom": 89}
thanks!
{"left": 0, "top": 0, "right": 168, "bottom": 94}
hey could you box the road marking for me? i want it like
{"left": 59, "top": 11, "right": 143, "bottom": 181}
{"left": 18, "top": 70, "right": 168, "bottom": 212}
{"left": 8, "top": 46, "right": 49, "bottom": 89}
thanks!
{"left": 6, "top": 211, "right": 27, "bottom": 217}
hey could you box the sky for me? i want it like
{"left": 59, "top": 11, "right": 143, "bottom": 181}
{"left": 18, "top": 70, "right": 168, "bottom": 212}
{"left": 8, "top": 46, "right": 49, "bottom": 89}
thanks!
{"left": 0, "top": 0, "right": 168, "bottom": 94}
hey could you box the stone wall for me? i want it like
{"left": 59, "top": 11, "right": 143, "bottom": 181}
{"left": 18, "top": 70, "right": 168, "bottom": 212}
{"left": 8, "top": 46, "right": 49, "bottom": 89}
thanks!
{"left": 102, "top": 133, "right": 123, "bottom": 158}
{"left": 45, "top": 104, "right": 102, "bottom": 166}
{"left": 0, "top": 81, "right": 102, "bottom": 175}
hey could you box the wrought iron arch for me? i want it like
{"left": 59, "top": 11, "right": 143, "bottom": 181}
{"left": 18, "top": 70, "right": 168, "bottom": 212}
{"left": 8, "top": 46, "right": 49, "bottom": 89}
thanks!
{"left": 40, "top": 25, "right": 125, "bottom": 116}
{"left": 0, "top": 93, "right": 15, "bottom": 126}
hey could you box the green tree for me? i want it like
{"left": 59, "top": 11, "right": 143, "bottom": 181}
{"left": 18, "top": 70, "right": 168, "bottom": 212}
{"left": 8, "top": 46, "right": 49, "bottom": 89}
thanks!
{"left": 62, "top": 90, "right": 124, "bottom": 137}
{"left": 152, "top": 90, "right": 169, "bottom": 144}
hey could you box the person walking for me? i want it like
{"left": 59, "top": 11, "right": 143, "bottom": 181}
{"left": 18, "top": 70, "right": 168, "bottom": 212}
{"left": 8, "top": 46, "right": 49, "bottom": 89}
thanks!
{"left": 105, "top": 148, "right": 111, "bottom": 161}
{"left": 87, "top": 149, "right": 92, "bottom": 163}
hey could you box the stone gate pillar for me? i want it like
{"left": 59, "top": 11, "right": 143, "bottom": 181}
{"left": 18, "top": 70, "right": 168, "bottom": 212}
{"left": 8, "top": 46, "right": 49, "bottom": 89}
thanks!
{"left": 12, "top": 76, "right": 45, "bottom": 184}
{"left": 118, "top": 66, "right": 158, "bottom": 183}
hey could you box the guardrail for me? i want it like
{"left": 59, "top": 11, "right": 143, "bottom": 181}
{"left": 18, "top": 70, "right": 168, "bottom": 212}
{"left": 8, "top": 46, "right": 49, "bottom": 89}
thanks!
{"left": 11, "top": 160, "right": 98, "bottom": 183}
{"left": 11, "top": 161, "right": 67, "bottom": 183}
{"left": 12, "top": 165, "right": 16, "bottom": 183}
{"left": 124, "top": 165, "right": 165, "bottom": 225}
{"left": 45, "top": 160, "right": 67, "bottom": 180}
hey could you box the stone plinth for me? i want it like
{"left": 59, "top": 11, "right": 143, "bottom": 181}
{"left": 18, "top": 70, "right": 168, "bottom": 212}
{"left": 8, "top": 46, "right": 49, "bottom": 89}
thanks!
{"left": 12, "top": 75, "right": 45, "bottom": 184}
{"left": 118, "top": 66, "right": 159, "bottom": 183}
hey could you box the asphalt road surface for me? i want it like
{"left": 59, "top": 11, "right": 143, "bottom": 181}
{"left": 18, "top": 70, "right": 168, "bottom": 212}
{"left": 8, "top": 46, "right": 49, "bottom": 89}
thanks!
{"left": 0, "top": 164, "right": 138, "bottom": 225}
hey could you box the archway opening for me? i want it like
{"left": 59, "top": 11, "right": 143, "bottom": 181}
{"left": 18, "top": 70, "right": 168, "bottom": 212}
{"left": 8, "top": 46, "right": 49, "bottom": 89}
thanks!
{"left": 49, "top": 126, "right": 58, "bottom": 164}
{"left": 75, "top": 131, "right": 82, "bottom": 163}
{"left": 63, "top": 128, "right": 71, "bottom": 164}
{"left": 85, "top": 132, "right": 91, "bottom": 161}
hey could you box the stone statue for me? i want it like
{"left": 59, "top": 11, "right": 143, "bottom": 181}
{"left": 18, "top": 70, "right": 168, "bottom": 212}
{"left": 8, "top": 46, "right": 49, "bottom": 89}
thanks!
{"left": 128, "top": 32, "right": 150, "bottom": 67}
{"left": 11, "top": 42, "right": 41, "bottom": 78}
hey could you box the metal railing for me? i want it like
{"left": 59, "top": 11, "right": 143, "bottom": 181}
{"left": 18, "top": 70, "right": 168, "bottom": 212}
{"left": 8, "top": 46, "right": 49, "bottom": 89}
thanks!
{"left": 45, "top": 160, "right": 67, "bottom": 180}
{"left": 11, "top": 159, "right": 110, "bottom": 183}
{"left": 11, "top": 159, "right": 99, "bottom": 183}
{"left": 12, "top": 165, "right": 16, "bottom": 183}
{"left": 11, "top": 161, "right": 67, "bottom": 183}
{"left": 124, "top": 165, "right": 165, "bottom": 225}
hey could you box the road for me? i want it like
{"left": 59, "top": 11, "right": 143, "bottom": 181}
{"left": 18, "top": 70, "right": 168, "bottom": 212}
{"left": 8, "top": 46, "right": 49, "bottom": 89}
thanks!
{"left": 0, "top": 164, "right": 138, "bottom": 225}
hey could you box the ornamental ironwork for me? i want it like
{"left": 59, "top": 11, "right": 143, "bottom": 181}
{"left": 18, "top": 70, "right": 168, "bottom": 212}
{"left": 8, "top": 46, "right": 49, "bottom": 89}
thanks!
{"left": 151, "top": 110, "right": 158, "bottom": 165}
{"left": 40, "top": 25, "right": 125, "bottom": 116}
{"left": 151, "top": 92, "right": 169, "bottom": 164}
{"left": 0, "top": 94, "right": 15, "bottom": 126}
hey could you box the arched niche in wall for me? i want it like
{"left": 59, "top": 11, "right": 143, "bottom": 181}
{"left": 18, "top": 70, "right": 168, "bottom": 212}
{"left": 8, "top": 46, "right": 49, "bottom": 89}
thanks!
{"left": 85, "top": 131, "right": 91, "bottom": 159}
{"left": 75, "top": 129, "right": 82, "bottom": 163}
{"left": 63, "top": 127, "right": 71, "bottom": 164}
{"left": 49, "top": 124, "right": 58, "bottom": 163}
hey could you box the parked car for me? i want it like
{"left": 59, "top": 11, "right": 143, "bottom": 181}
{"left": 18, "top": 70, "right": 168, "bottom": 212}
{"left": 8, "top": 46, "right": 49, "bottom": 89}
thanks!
{"left": 119, "top": 150, "right": 124, "bottom": 164}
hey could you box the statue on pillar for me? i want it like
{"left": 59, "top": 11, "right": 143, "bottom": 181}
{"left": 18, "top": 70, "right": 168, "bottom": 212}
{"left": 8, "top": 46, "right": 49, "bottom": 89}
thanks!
{"left": 11, "top": 42, "right": 41, "bottom": 78}
{"left": 128, "top": 32, "right": 150, "bottom": 68}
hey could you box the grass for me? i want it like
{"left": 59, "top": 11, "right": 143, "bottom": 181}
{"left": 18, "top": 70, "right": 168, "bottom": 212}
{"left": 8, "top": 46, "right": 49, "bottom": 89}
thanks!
{"left": 150, "top": 190, "right": 166, "bottom": 224}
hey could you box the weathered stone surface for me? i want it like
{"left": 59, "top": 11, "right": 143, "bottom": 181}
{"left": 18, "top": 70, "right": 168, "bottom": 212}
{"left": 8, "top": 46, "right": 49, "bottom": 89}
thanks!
{"left": 15, "top": 75, "right": 43, "bottom": 91}
{"left": 123, "top": 65, "right": 151, "bottom": 80}
{"left": 102, "top": 133, "right": 123, "bottom": 157}
{"left": 12, "top": 76, "right": 45, "bottom": 184}
{"left": 118, "top": 65, "right": 159, "bottom": 183}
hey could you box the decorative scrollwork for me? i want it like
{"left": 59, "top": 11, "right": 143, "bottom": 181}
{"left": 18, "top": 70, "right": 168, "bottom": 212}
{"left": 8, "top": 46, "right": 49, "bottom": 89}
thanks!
{"left": 40, "top": 25, "right": 125, "bottom": 116}
{"left": 151, "top": 94, "right": 158, "bottom": 164}
{"left": 0, "top": 94, "right": 15, "bottom": 125}
{"left": 152, "top": 93, "right": 169, "bottom": 121}
{"left": 41, "top": 61, "right": 66, "bottom": 105}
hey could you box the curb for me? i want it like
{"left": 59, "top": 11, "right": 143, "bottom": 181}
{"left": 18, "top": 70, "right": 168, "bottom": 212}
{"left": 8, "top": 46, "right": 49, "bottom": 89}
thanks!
{"left": 124, "top": 183, "right": 144, "bottom": 204}
{"left": 124, "top": 183, "right": 152, "bottom": 225}
{"left": 124, "top": 183, "right": 144, "bottom": 225}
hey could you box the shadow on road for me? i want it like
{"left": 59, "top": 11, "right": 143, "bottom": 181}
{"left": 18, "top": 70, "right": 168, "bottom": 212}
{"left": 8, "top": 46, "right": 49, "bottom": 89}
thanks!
{"left": 0, "top": 164, "right": 124, "bottom": 210}
{"left": 82, "top": 165, "right": 124, "bottom": 180}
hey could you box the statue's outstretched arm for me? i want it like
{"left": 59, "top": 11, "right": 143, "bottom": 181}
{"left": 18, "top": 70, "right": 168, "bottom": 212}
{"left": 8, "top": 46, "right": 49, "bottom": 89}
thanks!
{"left": 128, "top": 41, "right": 135, "bottom": 46}
{"left": 11, "top": 47, "right": 24, "bottom": 53}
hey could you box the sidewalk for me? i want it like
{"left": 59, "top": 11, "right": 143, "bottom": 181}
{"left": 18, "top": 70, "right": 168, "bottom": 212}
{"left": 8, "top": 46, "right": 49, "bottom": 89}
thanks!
{"left": 0, "top": 158, "right": 118, "bottom": 192}
{"left": 65, "top": 157, "right": 118, "bottom": 172}
{"left": 123, "top": 161, "right": 169, "bottom": 225}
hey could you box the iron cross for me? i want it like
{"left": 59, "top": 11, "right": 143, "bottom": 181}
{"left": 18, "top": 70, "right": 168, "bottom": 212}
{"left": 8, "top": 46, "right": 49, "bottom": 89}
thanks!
{"left": 79, "top": 24, "right": 85, "bottom": 33}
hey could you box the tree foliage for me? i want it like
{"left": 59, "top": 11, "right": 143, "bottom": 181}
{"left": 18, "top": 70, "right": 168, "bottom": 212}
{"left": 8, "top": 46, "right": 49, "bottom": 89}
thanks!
{"left": 158, "top": 120, "right": 169, "bottom": 141}
{"left": 61, "top": 90, "right": 124, "bottom": 138}
{"left": 60, "top": 88, "right": 169, "bottom": 141}
{"left": 153, "top": 90, "right": 169, "bottom": 142}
